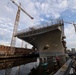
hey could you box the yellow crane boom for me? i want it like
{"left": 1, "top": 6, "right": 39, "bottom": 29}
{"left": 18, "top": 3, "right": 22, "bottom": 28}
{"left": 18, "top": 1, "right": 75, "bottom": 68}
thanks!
{"left": 11, "top": 0, "right": 34, "bottom": 19}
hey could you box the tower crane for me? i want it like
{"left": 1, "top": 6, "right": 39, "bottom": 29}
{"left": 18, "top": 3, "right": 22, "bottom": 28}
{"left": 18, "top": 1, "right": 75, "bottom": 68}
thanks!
{"left": 10, "top": 0, "right": 34, "bottom": 54}
{"left": 64, "top": 21, "right": 76, "bottom": 33}
{"left": 50, "top": 18, "right": 76, "bottom": 33}
{"left": 11, "top": 0, "right": 34, "bottom": 19}
{"left": 74, "top": 24, "right": 76, "bottom": 32}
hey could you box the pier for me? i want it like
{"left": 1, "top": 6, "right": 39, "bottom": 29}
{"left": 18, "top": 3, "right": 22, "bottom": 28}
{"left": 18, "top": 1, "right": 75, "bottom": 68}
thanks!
{"left": 0, "top": 45, "right": 38, "bottom": 59}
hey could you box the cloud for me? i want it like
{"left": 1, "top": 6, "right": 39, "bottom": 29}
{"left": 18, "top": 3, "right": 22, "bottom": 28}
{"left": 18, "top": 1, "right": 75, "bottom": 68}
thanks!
{"left": 65, "top": 24, "right": 76, "bottom": 48}
{"left": 0, "top": 0, "right": 76, "bottom": 48}
{"left": 0, "top": 40, "right": 10, "bottom": 46}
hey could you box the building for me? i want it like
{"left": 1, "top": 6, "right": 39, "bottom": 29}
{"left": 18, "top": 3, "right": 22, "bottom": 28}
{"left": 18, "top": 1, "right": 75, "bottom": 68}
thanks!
{"left": 71, "top": 48, "right": 76, "bottom": 53}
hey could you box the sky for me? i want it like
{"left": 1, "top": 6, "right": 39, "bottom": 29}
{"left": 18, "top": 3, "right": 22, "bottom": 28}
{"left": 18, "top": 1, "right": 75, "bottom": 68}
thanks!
{"left": 0, "top": 0, "right": 76, "bottom": 49}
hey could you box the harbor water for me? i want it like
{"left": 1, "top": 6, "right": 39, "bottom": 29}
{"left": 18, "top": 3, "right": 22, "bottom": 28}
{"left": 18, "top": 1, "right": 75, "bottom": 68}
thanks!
{"left": 0, "top": 58, "right": 39, "bottom": 75}
{"left": 0, "top": 56, "right": 64, "bottom": 75}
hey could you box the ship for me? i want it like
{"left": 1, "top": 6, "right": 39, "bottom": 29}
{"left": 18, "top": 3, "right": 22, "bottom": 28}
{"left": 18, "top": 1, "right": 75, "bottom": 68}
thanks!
{"left": 15, "top": 19, "right": 67, "bottom": 66}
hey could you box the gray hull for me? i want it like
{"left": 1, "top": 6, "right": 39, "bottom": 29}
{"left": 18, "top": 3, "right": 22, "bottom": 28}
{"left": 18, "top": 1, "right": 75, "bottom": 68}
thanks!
{"left": 15, "top": 21, "right": 66, "bottom": 58}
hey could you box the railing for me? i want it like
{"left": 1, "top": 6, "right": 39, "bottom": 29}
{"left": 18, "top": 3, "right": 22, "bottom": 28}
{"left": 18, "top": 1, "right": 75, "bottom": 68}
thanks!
{"left": 16, "top": 19, "right": 64, "bottom": 36}
{"left": 54, "top": 59, "right": 72, "bottom": 75}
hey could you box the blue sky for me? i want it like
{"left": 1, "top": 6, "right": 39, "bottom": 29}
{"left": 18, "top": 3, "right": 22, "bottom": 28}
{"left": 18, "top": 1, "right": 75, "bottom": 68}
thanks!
{"left": 0, "top": 0, "right": 76, "bottom": 49}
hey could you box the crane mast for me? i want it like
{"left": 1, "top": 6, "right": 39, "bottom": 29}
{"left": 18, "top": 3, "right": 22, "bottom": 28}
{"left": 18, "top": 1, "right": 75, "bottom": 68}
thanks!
{"left": 10, "top": 0, "right": 34, "bottom": 54}
{"left": 73, "top": 24, "right": 76, "bottom": 33}
{"left": 10, "top": 3, "right": 21, "bottom": 54}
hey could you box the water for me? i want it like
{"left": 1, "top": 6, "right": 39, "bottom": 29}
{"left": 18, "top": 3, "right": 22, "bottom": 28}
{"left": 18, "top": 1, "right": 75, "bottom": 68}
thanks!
{"left": 0, "top": 57, "right": 62, "bottom": 75}
{"left": 0, "top": 58, "right": 39, "bottom": 75}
